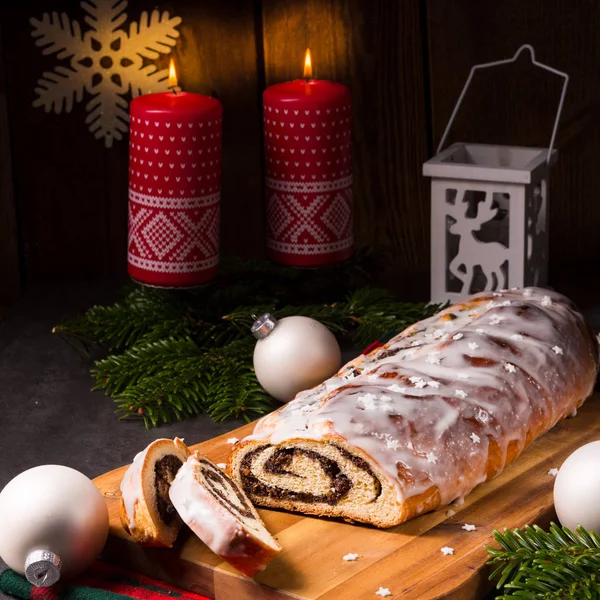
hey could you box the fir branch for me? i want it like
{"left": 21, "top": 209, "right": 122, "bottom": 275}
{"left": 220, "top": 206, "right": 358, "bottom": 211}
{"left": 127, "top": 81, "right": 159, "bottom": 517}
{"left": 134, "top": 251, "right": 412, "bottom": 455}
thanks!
{"left": 224, "top": 287, "right": 444, "bottom": 349}
{"left": 94, "top": 336, "right": 273, "bottom": 427}
{"left": 486, "top": 522, "right": 600, "bottom": 599}
{"left": 55, "top": 254, "right": 439, "bottom": 427}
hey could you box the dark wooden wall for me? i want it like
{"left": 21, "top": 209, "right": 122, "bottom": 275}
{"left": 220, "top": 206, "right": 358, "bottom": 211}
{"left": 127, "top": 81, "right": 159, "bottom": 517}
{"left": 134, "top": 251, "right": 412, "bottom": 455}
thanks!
{"left": 1, "top": 0, "right": 599, "bottom": 305}
{"left": 0, "top": 15, "right": 20, "bottom": 304}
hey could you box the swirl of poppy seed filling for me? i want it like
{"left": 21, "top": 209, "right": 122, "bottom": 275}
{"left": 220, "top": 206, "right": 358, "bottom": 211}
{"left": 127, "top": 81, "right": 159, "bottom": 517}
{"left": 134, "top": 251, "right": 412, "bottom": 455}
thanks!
{"left": 154, "top": 454, "right": 183, "bottom": 524}
{"left": 194, "top": 457, "right": 256, "bottom": 521}
{"left": 240, "top": 445, "right": 382, "bottom": 505}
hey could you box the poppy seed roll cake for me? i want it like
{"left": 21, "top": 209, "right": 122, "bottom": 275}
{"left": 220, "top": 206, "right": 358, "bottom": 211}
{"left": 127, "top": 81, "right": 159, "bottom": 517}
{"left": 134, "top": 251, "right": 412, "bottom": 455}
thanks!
{"left": 119, "top": 437, "right": 191, "bottom": 546}
{"left": 228, "top": 287, "right": 600, "bottom": 528}
{"left": 169, "top": 451, "right": 281, "bottom": 577}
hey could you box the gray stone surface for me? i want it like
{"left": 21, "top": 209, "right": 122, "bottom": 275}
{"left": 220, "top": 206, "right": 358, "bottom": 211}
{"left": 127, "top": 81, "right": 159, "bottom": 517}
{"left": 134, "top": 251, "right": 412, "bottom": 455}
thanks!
{"left": 0, "top": 282, "right": 241, "bottom": 490}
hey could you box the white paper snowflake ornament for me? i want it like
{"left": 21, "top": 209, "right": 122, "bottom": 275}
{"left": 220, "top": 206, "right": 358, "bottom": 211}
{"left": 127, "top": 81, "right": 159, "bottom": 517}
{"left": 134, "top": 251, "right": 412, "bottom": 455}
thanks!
{"left": 30, "top": 0, "right": 182, "bottom": 148}
{"left": 422, "top": 45, "right": 569, "bottom": 303}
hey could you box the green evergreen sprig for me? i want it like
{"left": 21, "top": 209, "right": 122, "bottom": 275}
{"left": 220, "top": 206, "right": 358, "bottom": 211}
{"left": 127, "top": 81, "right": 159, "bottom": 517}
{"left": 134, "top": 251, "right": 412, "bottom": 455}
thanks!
{"left": 54, "top": 254, "right": 442, "bottom": 427}
{"left": 486, "top": 522, "right": 600, "bottom": 599}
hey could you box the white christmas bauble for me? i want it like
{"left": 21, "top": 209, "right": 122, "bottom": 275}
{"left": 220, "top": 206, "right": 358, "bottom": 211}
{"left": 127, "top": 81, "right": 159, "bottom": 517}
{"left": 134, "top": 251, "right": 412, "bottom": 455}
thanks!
{"left": 554, "top": 440, "right": 600, "bottom": 532}
{"left": 0, "top": 465, "right": 109, "bottom": 586}
{"left": 253, "top": 315, "right": 342, "bottom": 402}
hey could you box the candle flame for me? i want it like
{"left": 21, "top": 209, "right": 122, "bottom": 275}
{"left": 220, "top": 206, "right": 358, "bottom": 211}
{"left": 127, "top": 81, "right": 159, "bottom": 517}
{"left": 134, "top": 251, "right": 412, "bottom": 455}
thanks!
{"left": 303, "top": 48, "right": 312, "bottom": 79}
{"left": 168, "top": 58, "right": 178, "bottom": 89}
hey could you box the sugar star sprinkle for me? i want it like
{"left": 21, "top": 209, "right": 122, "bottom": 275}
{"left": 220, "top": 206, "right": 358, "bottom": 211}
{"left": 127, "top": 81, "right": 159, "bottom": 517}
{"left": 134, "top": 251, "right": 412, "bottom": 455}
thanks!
{"left": 343, "top": 553, "right": 359, "bottom": 561}
{"left": 453, "top": 333, "right": 464, "bottom": 340}
{"left": 470, "top": 433, "right": 481, "bottom": 444}
{"left": 468, "top": 342, "right": 479, "bottom": 351}
{"left": 358, "top": 394, "right": 377, "bottom": 410}
{"left": 387, "top": 384, "right": 405, "bottom": 393}
{"left": 375, "top": 588, "right": 392, "bottom": 597}
{"left": 504, "top": 363, "right": 516, "bottom": 373}
{"left": 489, "top": 315, "right": 507, "bottom": 326}
{"left": 427, "top": 452, "right": 438, "bottom": 464}
{"left": 548, "top": 468, "right": 559, "bottom": 477}
{"left": 523, "top": 289, "right": 533, "bottom": 297}
{"left": 462, "top": 523, "right": 477, "bottom": 531}
{"left": 541, "top": 295, "right": 552, "bottom": 307}
{"left": 441, "top": 547, "right": 455, "bottom": 556}
{"left": 227, "top": 437, "right": 239, "bottom": 444}
{"left": 427, "top": 381, "right": 441, "bottom": 388}
{"left": 426, "top": 352, "right": 441, "bottom": 365}
{"left": 386, "top": 439, "right": 400, "bottom": 451}
{"left": 511, "top": 334, "right": 524, "bottom": 341}
{"left": 455, "top": 389, "right": 468, "bottom": 399}
{"left": 552, "top": 346, "right": 564, "bottom": 355}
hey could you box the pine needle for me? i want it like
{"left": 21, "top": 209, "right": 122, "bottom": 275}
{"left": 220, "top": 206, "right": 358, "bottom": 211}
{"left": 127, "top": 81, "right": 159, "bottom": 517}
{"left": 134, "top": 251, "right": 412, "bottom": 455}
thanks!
{"left": 486, "top": 522, "right": 600, "bottom": 599}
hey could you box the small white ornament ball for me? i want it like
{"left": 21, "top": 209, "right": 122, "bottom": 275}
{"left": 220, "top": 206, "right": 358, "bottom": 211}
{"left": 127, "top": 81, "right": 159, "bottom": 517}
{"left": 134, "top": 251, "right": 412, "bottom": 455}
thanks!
{"left": 252, "top": 314, "right": 342, "bottom": 402}
{"left": 0, "top": 465, "right": 109, "bottom": 586}
{"left": 554, "top": 440, "right": 600, "bottom": 532}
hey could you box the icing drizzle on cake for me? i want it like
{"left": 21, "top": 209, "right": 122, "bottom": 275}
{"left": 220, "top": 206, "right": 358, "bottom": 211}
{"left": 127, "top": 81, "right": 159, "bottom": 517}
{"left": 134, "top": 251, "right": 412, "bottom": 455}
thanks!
{"left": 245, "top": 288, "right": 591, "bottom": 507}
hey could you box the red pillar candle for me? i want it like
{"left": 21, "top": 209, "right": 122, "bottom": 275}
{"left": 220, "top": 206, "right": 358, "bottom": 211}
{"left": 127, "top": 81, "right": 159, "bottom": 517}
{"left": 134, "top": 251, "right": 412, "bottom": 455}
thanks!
{"left": 127, "top": 61, "right": 222, "bottom": 287}
{"left": 263, "top": 50, "right": 353, "bottom": 267}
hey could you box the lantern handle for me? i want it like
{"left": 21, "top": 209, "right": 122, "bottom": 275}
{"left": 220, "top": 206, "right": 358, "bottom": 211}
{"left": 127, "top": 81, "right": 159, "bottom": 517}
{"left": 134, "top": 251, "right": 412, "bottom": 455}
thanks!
{"left": 436, "top": 44, "right": 569, "bottom": 164}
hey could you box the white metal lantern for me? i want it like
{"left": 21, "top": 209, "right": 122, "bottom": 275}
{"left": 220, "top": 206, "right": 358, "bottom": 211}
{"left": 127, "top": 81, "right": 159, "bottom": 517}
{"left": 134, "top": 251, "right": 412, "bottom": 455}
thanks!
{"left": 423, "top": 45, "right": 569, "bottom": 304}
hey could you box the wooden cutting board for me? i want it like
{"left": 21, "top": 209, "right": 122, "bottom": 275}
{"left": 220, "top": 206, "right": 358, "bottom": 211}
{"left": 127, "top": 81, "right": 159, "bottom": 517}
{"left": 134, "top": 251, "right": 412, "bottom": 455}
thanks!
{"left": 94, "top": 395, "right": 600, "bottom": 600}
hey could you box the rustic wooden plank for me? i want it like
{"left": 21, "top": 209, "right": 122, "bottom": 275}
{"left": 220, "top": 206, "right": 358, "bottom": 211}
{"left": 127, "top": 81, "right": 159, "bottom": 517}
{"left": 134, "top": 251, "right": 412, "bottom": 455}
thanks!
{"left": 260, "top": 0, "right": 431, "bottom": 282}
{"left": 166, "top": 0, "right": 265, "bottom": 261}
{"left": 0, "top": 15, "right": 21, "bottom": 303}
{"left": 426, "top": 0, "right": 600, "bottom": 281}
{"left": 94, "top": 395, "right": 600, "bottom": 600}
{"left": 1, "top": 1, "right": 111, "bottom": 282}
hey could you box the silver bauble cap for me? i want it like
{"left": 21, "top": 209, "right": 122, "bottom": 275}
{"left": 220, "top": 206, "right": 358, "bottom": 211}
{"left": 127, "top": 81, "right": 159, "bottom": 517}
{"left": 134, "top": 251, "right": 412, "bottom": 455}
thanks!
{"left": 251, "top": 313, "right": 278, "bottom": 340}
{"left": 24, "top": 550, "right": 62, "bottom": 587}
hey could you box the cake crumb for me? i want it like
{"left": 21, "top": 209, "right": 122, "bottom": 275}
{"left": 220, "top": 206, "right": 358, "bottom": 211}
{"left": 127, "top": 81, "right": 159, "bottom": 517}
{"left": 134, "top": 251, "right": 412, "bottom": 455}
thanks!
{"left": 548, "top": 468, "right": 559, "bottom": 477}
{"left": 462, "top": 523, "right": 476, "bottom": 531}
{"left": 375, "top": 588, "right": 392, "bottom": 597}
{"left": 227, "top": 437, "right": 239, "bottom": 444}
{"left": 343, "top": 553, "right": 359, "bottom": 561}
{"left": 441, "top": 546, "right": 455, "bottom": 556}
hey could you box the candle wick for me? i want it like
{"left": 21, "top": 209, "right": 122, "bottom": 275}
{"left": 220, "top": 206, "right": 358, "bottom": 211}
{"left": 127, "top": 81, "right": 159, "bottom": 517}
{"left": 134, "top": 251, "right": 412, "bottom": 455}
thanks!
{"left": 170, "top": 86, "right": 178, "bottom": 95}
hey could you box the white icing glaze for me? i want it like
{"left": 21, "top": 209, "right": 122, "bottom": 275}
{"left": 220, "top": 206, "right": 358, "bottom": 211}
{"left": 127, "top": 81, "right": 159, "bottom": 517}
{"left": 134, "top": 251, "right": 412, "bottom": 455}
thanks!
{"left": 169, "top": 454, "right": 252, "bottom": 558}
{"left": 244, "top": 287, "right": 598, "bottom": 506}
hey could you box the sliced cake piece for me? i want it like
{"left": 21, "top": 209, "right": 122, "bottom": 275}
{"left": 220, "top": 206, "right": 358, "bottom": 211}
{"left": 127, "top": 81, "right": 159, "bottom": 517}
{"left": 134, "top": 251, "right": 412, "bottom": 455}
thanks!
{"left": 169, "top": 451, "right": 281, "bottom": 577}
{"left": 119, "top": 437, "right": 190, "bottom": 547}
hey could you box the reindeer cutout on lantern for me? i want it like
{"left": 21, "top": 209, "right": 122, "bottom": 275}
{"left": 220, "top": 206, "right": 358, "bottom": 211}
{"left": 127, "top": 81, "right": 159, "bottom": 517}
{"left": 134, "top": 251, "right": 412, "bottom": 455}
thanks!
{"left": 446, "top": 191, "right": 509, "bottom": 294}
